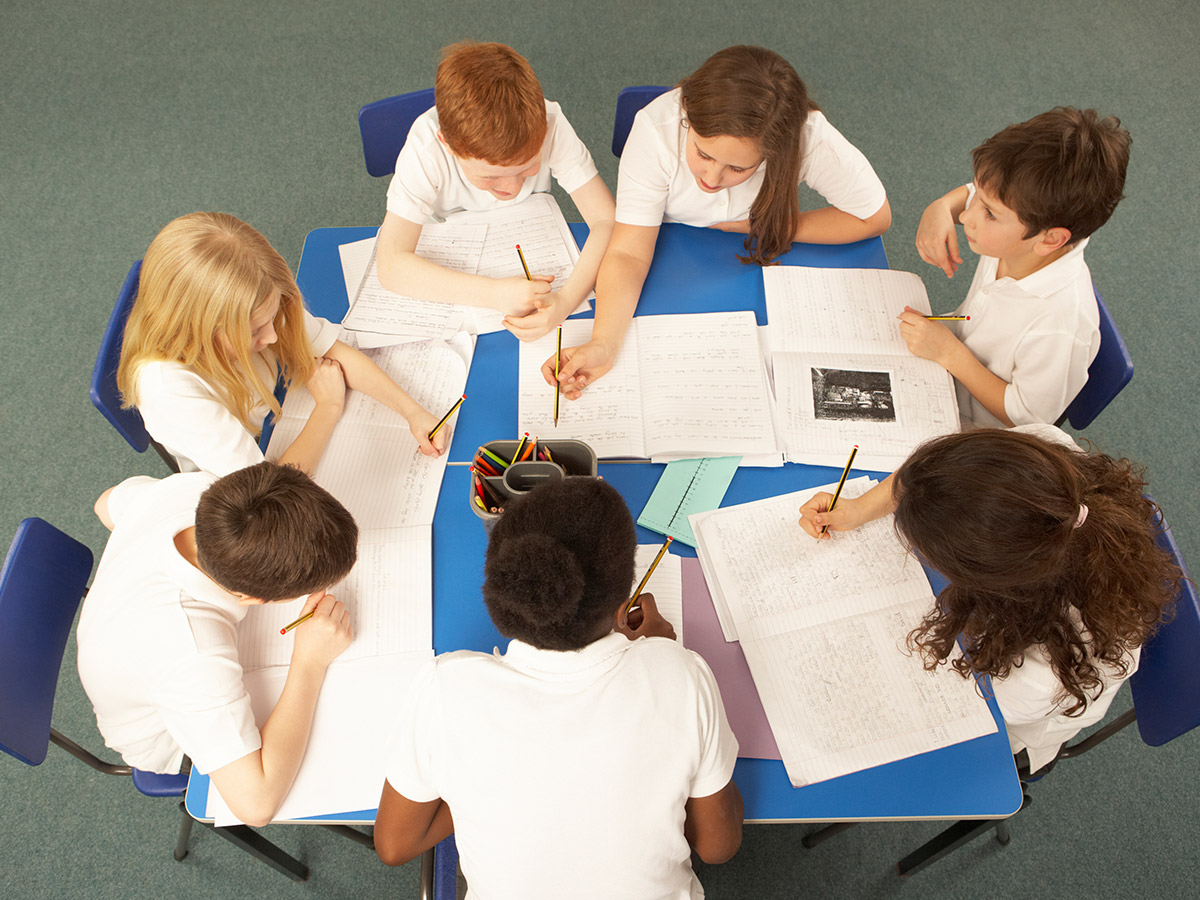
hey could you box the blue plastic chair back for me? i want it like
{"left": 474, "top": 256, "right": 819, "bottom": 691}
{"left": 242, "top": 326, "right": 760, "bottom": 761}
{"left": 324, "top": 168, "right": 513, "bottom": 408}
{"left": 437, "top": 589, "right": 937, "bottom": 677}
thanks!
{"left": 0, "top": 518, "right": 94, "bottom": 766}
{"left": 433, "top": 835, "right": 459, "bottom": 900}
{"left": 359, "top": 88, "right": 437, "bottom": 177}
{"left": 90, "top": 260, "right": 153, "bottom": 453}
{"left": 1060, "top": 287, "right": 1133, "bottom": 429}
{"left": 1129, "top": 505, "right": 1200, "bottom": 746}
{"left": 612, "top": 86, "right": 669, "bottom": 158}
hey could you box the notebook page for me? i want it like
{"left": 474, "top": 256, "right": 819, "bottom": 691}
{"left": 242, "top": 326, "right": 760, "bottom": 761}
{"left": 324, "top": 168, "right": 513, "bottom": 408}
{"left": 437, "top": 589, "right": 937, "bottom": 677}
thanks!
{"left": 633, "top": 545, "right": 684, "bottom": 639}
{"left": 763, "top": 266, "right": 932, "bottom": 355}
{"left": 741, "top": 599, "right": 996, "bottom": 786}
{"left": 517, "top": 319, "right": 645, "bottom": 458}
{"left": 634, "top": 312, "right": 781, "bottom": 461}
{"left": 773, "top": 351, "right": 960, "bottom": 471}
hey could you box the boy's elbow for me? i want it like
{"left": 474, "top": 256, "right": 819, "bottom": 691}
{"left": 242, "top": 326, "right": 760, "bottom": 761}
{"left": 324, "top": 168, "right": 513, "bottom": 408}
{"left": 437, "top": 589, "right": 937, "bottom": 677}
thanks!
{"left": 695, "top": 825, "right": 743, "bottom": 864}
{"left": 226, "top": 798, "right": 278, "bottom": 829}
{"left": 374, "top": 835, "right": 424, "bottom": 867}
{"left": 865, "top": 198, "right": 892, "bottom": 237}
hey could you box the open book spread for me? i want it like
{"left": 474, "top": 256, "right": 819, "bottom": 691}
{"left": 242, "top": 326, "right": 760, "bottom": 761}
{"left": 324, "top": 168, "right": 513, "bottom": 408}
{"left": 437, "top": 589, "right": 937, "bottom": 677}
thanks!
{"left": 763, "top": 267, "right": 960, "bottom": 471}
{"left": 690, "top": 479, "right": 996, "bottom": 786}
{"left": 341, "top": 193, "right": 586, "bottom": 342}
{"left": 518, "top": 311, "right": 782, "bottom": 463}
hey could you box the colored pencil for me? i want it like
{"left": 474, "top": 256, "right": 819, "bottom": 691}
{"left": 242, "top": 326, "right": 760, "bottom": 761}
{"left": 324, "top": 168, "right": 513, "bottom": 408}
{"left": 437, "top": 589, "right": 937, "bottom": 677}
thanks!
{"left": 473, "top": 455, "right": 499, "bottom": 477}
{"left": 925, "top": 315, "right": 970, "bottom": 321}
{"left": 280, "top": 610, "right": 315, "bottom": 635}
{"left": 513, "top": 432, "right": 530, "bottom": 463}
{"left": 428, "top": 394, "right": 466, "bottom": 442}
{"left": 480, "top": 447, "right": 511, "bottom": 470}
{"left": 553, "top": 325, "right": 562, "bottom": 426}
{"left": 822, "top": 444, "right": 859, "bottom": 535}
{"left": 520, "top": 436, "right": 537, "bottom": 461}
{"left": 625, "top": 537, "right": 674, "bottom": 615}
{"left": 515, "top": 244, "right": 532, "bottom": 281}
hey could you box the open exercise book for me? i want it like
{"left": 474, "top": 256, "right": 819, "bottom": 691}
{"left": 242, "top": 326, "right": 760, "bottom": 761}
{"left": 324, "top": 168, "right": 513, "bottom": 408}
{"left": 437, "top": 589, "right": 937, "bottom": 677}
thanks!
{"left": 690, "top": 478, "right": 996, "bottom": 786}
{"left": 763, "top": 267, "right": 960, "bottom": 471}
{"left": 341, "top": 193, "right": 587, "bottom": 343}
{"left": 518, "top": 311, "right": 782, "bottom": 463}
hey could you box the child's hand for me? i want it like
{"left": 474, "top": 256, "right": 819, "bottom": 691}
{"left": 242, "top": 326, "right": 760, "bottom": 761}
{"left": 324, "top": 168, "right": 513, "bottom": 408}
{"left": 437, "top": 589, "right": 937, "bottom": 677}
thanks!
{"left": 798, "top": 492, "right": 869, "bottom": 540}
{"left": 541, "top": 340, "right": 617, "bottom": 400}
{"left": 290, "top": 590, "right": 353, "bottom": 670}
{"left": 897, "top": 306, "right": 962, "bottom": 366}
{"left": 709, "top": 219, "right": 750, "bottom": 234}
{"left": 616, "top": 592, "right": 677, "bottom": 641}
{"left": 502, "top": 291, "right": 573, "bottom": 342}
{"left": 407, "top": 406, "right": 444, "bottom": 457}
{"left": 491, "top": 275, "right": 555, "bottom": 318}
{"left": 915, "top": 198, "right": 964, "bottom": 278}
{"left": 308, "top": 357, "right": 347, "bottom": 412}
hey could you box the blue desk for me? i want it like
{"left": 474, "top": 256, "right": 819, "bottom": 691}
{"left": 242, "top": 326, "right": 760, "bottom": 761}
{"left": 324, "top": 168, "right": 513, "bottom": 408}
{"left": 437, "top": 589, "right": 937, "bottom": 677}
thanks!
{"left": 188, "top": 224, "right": 1021, "bottom": 826}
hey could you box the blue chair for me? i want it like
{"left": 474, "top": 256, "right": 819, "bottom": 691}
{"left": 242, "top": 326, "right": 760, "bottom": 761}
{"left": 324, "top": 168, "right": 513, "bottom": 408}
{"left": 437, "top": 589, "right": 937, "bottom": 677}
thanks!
{"left": 894, "top": 498, "right": 1199, "bottom": 875}
{"left": 419, "top": 835, "right": 461, "bottom": 900}
{"left": 1057, "top": 286, "right": 1134, "bottom": 429}
{"left": 89, "top": 260, "right": 179, "bottom": 472}
{"left": 359, "top": 88, "right": 437, "bottom": 177}
{"left": 611, "top": 85, "right": 669, "bottom": 158}
{"left": 0, "top": 517, "right": 310, "bottom": 881}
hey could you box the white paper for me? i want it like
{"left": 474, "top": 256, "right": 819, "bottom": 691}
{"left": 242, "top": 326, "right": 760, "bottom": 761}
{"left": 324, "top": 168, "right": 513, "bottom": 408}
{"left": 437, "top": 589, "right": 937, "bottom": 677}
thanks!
{"left": 632, "top": 545, "right": 684, "bottom": 640}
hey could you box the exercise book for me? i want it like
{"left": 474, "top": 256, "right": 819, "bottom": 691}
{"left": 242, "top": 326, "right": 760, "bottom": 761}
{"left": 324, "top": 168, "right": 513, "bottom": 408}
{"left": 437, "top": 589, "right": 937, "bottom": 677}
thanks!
{"left": 637, "top": 456, "right": 741, "bottom": 547}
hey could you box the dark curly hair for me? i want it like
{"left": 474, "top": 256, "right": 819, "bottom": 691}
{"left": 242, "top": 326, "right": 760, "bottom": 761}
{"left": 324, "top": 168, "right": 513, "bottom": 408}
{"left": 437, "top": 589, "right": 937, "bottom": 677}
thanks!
{"left": 483, "top": 478, "right": 636, "bottom": 651}
{"left": 893, "top": 429, "right": 1178, "bottom": 716}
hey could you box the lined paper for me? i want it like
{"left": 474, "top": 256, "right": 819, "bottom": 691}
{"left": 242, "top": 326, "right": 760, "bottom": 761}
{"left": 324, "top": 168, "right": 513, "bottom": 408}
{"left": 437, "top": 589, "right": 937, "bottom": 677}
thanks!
{"left": 633, "top": 545, "right": 684, "bottom": 639}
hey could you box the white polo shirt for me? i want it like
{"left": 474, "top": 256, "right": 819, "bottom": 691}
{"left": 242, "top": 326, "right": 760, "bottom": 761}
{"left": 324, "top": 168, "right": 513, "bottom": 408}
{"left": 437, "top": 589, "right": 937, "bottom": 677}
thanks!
{"left": 385, "top": 100, "right": 599, "bottom": 224}
{"left": 385, "top": 632, "right": 738, "bottom": 900}
{"left": 76, "top": 473, "right": 262, "bottom": 775}
{"left": 134, "top": 310, "right": 340, "bottom": 475}
{"left": 615, "top": 88, "right": 887, "bottom": 229}
{"left": 951, "top": 200, "right": 1100, "bottom": 427}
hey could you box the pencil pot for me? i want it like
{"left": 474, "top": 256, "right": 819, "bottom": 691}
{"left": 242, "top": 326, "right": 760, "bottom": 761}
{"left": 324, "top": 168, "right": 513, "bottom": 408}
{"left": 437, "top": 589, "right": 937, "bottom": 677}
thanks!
{"left": 470, "top": 439, "right": 598, "bottom": 527}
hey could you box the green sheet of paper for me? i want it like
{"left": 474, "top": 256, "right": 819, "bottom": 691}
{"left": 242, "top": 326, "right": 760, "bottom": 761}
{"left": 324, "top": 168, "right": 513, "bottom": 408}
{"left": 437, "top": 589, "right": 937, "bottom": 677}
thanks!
{"left": 637, "top": 457, "right": 741, "bottom": 547}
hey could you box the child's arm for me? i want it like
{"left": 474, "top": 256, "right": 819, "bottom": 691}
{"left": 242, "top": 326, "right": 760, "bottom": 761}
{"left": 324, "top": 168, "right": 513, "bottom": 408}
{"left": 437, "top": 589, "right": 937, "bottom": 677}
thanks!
{"left": 274, "top": 357, "right": 348, "bottom": 474}
{"left": 541, "top": 221, "right": 659, "bottom": 400}
{"left": 375, "top": 213, "right": 553, "bottom": 318}
{"left": 94, "top": 487, "right": 117, "bottom": 530}
{"left": 503, "top": 175, "right": 616, "bottom": 342}
{"left": 798, "top": 474, "right": 897, "bottom": 540}
{"left": 896, "top": 307, "right": 1013, "bottom": 426}
{"left": 322, "top": 340, "right": 443, "bottom": 456}
{"left": 207, "top": 591, "right": 352, "bottom": 827}
{"left": 716, "top": 198, "right": 892, "bottom": 245}
{"left": 916, "top": 184, "right": 971, "bottom": 278}
{"left": 615, "top": 592, "right": 676, "bottom": 641}
{"left": 374, "top": 781, "right": 455, "bottom": 866}
{"left": 684, "top": 780, "right": 744, "bottom": 864}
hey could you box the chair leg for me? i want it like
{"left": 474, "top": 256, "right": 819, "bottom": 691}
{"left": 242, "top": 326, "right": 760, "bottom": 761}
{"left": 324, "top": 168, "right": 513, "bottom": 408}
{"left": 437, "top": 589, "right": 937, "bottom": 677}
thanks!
{"left": 201, "top": 822, "right": 309, "bottom": 882}
{"left": 174, "top": 802, "right": 196, "bottom": 861}
{"left": 802, "top": 822, "right": 857, "bottom": 848}
{"left": 419, "top": 848, "right": 434, "bottom": 900}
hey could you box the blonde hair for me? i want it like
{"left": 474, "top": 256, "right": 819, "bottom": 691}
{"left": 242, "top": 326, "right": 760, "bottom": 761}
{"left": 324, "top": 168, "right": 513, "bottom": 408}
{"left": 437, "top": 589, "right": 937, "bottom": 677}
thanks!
{"left": 117, "top": 212, "right": 316, "bottom": 433}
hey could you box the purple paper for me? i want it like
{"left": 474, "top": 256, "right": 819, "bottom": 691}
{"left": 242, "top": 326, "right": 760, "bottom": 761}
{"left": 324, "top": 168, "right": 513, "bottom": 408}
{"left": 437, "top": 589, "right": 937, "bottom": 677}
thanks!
{"left": 681, "top": 558, "right": 781, "bottom": 760}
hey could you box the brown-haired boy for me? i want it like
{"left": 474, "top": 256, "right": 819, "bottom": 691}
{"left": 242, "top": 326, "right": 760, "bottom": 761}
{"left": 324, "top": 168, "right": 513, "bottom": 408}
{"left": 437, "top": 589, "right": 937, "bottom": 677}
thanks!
{"left": 901, "top": 107, "right": 1131, "bottom": 427}
{"left": 78, "top": 462, "right": 357, "bottom": 826}
{"left": 376, "top": 41, "right": 614, "bottom": 341}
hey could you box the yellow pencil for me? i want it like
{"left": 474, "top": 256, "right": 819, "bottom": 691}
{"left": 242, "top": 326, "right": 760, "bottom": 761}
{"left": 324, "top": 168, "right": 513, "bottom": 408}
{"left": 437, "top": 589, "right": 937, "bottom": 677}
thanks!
{"left": 626, "top": 537, "right": 674, "bottom": 615}
{"left": 428, "top": 394, "right": 466, "bottom": 442}
{"left": 553, "top": 325, "right": 562, "bottom": 426}
{"left": 822, "top": 444, "right": 859, "bottom": 535}
{"left": 280, "top": 610, "right": 315, "bottom": 635}
{"left": 515, "top": 244, "right": 532, "bottom": 281}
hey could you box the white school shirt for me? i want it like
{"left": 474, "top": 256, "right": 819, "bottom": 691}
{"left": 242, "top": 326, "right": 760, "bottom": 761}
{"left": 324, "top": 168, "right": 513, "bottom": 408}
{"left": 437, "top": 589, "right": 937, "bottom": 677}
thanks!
{"left": 615, "top": 88, "right": 887, "bottom": 229}
{"left": 76, "top": 473, "right": 262, "bottom": 775}
{"left": 385, "top": 632, "right": 738, "bottom": 900}
{"left": 952, "top": 188, "right": 1100, "bottom": 427}
{"left": 385, "top": 100, "right": 599, "bottom": 224}
{"left": 134, "top": 311, "right": 340, "bottom": 476}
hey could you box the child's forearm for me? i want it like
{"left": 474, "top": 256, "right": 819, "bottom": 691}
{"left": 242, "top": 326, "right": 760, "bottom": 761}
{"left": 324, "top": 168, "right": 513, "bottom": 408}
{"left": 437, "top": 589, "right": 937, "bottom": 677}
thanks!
{"left": 325, "top": 341, "right": 423, "bottom": 421}
{"left": 792, "top": 199, "right": 891, "bottom": 244}
{"left": 935, "top": 183, "right": 971, "bottom": 220}
{"left": 278, "top": 402, "right": 342, "bottom": 474}
{"left": 591, "top": 241, "right": 651, "bottom": 352}
{"left": 944, "top": 344, "right": 1015, "bottom": 426}
{"left": 379, "top": 249, "right": 508, "bottom": 311}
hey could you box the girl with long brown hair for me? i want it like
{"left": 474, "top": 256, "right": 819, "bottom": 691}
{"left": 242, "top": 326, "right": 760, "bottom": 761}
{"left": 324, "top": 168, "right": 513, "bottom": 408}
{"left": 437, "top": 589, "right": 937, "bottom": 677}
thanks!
{"left": 798, "top": 426, "right": 1177, "bottom": 772}
{"left": 544, "top": 45, "right": 891, "bottom": 399}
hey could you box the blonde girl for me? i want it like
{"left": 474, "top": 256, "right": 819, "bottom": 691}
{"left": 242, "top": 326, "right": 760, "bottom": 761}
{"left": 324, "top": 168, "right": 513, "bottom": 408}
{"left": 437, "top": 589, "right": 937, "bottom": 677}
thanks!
{"left": 118, "top": 212, "right": 442, "bottom": 475}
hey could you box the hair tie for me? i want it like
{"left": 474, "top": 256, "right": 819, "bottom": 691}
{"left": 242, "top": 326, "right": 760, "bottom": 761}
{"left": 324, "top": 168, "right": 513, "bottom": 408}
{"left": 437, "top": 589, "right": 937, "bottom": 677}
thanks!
{"left": 1073, "top": 504, "right": 1089, "bottom": 529}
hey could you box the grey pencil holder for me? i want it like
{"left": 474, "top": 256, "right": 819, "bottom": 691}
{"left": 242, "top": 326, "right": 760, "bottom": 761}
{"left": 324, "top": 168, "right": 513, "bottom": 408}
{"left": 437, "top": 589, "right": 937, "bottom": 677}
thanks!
{"left": 470, "top": 439, "right": 598, "bottom": 526}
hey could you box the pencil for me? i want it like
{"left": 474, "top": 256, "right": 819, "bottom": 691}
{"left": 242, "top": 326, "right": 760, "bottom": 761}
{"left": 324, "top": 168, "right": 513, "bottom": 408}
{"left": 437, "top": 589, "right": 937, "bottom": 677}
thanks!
{"left": 925, "top": 315, "right": 970, "bottom": 321}
{"left": 480, "top": 447, "right": 511, "bottom": 470}
{"left": 515, "top": 244, "right": 532, "bottom": 281}
{"left": 625, "top": 536, "right": 674, "bottom": 615}
{"left": 473, "top": 495, "right": 487, "bottom": 511}
{"left": 513, "top": 432, "right": 530, "bottom": 463}
{"left": 821, "top": 444, "right": 859, "bottom": 535}
{"left": 280, "top": 609, "right": 315, "bottom": 635}
{"left": 473, "top": 455, "right": 499, "bottom": 477}
{"left": 520, "top": 436, "right": 537, "bottom": 461}
{"left": 428, "top": 394, "right": 466, "bottom": 442}
{"left": 553, "top": 325, "right": 562, "bottom": 426}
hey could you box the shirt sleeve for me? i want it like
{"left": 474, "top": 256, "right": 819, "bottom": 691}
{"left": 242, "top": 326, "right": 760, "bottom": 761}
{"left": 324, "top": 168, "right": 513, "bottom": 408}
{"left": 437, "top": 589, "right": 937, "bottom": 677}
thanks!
{"left": 106, "top": 475, "right": 165, "bottom": 527}
{"left": 546, "top": 105, "right": 599, "bottom": 195}
{"left": 1003, "top": 328, "right": 1095, "bottom": 425}
{"left": 303, "top": 310, "right": 340, "bottom": 356}
{"left": 687, "top": 651, "right": 739, "bottom": 799}
{"left": 385, "top": 115, "right": 446, "bottom": 224}
{"left": 615, "top": 107, "right": 674, "bottom": 227}
{"left": 798, "top": 114, "right": 888, "bottom": 220}
{"left": 383, "top": 659, "right": 445, "bottom": 803}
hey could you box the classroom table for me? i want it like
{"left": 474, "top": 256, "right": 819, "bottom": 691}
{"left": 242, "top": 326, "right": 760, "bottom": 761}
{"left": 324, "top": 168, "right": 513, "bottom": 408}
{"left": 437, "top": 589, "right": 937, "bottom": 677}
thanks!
{"left": 187, "top": 223, "right": 1023, "bottom": 838}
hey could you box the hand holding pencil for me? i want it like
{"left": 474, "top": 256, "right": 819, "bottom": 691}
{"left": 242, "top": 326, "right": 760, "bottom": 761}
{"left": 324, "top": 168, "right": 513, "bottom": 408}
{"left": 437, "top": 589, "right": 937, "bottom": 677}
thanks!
{"left": 285, "top": 590, "right": 353, "bottom": 668}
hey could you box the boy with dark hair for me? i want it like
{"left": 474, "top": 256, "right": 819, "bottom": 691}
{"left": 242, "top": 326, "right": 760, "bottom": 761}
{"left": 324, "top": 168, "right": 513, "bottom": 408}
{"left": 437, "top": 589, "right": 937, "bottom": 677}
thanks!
{"left": 375, "top": 41, "right": 615, "bottom": 342}
{"left": 78, "top": 462, "right": 357, "bottom": 827}
{"left": 903, "top": 107, "right": 1131, "bottom": 427}
{"left": 375, "top": 478, "right": 743, "bottom": 899}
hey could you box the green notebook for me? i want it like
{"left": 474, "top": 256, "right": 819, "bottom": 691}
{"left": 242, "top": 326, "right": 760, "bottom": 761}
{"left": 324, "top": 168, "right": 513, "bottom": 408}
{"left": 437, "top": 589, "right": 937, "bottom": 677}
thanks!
{"left": 637, "top": 457, "right": 741, "bottom": 547}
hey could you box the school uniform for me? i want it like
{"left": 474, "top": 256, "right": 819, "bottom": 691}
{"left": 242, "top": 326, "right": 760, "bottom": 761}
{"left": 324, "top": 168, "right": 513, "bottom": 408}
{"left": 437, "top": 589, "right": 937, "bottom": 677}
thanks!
{"left": 385, "top": 100, "right": 599, "bottom": 224}
{"left": 385, "top": 632, "right": 738, "bottom": 900}
{"left": 615, "top": 88, "right": 887, "bottom": 229}
{"left": 134, "top": 311, "right": 340, "bottom": 475}
{"left": 76, "top": 473, "right": 261, "bottom": 775}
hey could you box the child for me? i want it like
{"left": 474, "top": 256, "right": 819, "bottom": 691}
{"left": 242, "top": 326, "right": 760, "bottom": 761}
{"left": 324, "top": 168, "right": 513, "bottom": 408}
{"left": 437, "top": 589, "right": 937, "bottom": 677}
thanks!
{"left": 375, "top": 41, "right": 615, "bottom": 342}
{"left": 546, "top": 44, "right": 891, "bottom": 398}
{"left": 118, "top": 211, "right": 443, "bottom": 477}
{"left": 77, "top": 462, "right": 357, "bottom": 826}
{"left": 902, "top": 107, "right": 1132, "bottom": 427}
{"left": 797, "top": 426, "right": 1176, "bottom": 773}
{"left": 375, "top": 478, "right": 743, "bottom": 898}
